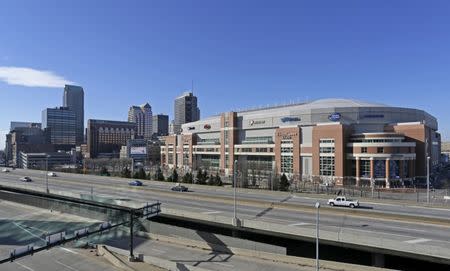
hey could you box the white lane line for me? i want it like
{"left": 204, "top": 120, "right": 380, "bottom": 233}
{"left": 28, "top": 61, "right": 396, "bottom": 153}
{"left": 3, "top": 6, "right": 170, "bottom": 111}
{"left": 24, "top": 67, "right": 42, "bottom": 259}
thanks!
{"left": 55, "top": 260, "right": 80, "bottom": 271}
{"left": 13, "top": 222, "right": 45, "bottom": 241}
{"left": 60, "top": 247, "right": 79, "bottom": 255}
{"left": 151, "top": 248, "right": 166, "bottom": 253}
{"left": 381, "top": 225, "right": 427, "bottom": 233}
{"left": 15, "top": 262, "right": 34, "bottom": 271}
{"left": 202, "top": 211, "right": 222, "bottom": 215}
{"left": 214, "top": 262, "right": 234, "bottom": 268}
{"left": 404, "top": 238, "right": 431, "bottom": 244}
{"left": 289, "top": 222, "right": 310, "bottom": 227}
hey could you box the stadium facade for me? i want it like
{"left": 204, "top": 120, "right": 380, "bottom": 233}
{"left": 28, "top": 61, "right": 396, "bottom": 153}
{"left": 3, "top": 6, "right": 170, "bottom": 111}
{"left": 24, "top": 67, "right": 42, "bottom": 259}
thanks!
{"left": 161, "top": 99, "right": 440, "bottom": 188}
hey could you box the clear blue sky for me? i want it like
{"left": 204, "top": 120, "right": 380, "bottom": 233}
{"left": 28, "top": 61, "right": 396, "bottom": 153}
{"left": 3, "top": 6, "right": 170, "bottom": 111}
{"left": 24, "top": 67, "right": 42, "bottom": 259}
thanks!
{"left": 1, "top": 0, "right": 449, "bottom": 149}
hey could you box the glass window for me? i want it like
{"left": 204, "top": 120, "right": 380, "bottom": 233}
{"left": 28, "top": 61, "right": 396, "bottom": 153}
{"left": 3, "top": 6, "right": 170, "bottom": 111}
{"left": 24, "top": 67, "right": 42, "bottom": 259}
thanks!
{"left": 361, "top": 147, "right": 367, "bottom": 153}
{"left": 377, "top": 147, "right": 384, "bottom": 153}
{"left": 319, "top": 156, "right": 335, "bottom": 176}
{"left": 360, "top": 160, "right": 371, "bottom": 178}
{"left": 320, "top": 147, "right": 335, "bottom": 153}
{"left": 281, "top": 147, "right": 293, "bottom": 153}
{"left": 390, "top": 160, "right": 400, "bottom": 178}
{"left": 281, "top": 155, "right": 293, "bottom": 174}
{"left": 374, "top": 160, "right": 386, "bottom": 178}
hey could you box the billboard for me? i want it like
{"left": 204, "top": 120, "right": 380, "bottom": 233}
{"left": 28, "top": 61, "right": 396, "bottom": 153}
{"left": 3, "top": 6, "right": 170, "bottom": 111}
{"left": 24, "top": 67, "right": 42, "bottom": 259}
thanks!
{"left": 130, "top": 146, "right": 147, "bottom": 155}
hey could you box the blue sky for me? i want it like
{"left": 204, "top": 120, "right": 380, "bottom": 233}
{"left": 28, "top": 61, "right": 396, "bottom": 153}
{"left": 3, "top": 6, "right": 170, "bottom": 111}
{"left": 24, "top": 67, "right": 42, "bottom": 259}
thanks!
{"left": 1, "top": 0, "right": 449, "bottom": 148}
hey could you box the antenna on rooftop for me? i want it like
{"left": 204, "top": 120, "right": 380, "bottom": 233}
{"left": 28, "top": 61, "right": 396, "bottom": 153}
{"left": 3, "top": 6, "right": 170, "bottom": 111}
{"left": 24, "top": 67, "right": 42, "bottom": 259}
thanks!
{"left": 191, "top": 80, "right": 194, "bottom": 94}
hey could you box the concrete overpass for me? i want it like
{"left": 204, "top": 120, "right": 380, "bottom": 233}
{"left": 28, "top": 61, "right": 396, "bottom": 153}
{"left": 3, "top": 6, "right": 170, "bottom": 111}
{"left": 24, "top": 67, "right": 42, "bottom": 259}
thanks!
{"left": 1, "top": 168, "right": 450, "bottom": 268}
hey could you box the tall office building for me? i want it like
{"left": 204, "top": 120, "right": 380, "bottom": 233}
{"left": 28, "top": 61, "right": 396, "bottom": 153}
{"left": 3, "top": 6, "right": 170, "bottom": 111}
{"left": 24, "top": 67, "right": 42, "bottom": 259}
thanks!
{"left": 152, "top": 114, "right": 169, "bottom": 137}
{"left": 10, "top": 122, "right": 41, "bottom": 131}
{"left": 87, "top": 119, "right": 137, "bottom": 158}
{"left": 5, "top": 126, "right": 54, "bottom": 167}
{"left": 63, "top": 85, "right": 84, "bottom": 144}
{"left": 42, "top": 107, "right": 77, "bottom": 146}
{"left": 128, "top": 103, "right": 153, "bottom": 139}
{"left": 173, "top": 92, "right": 200, "bottom": 134}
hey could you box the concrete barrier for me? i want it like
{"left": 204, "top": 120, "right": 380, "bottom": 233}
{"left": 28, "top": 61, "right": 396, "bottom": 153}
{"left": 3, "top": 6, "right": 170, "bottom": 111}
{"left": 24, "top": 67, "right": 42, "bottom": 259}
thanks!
{"left": 133, "top": 231, "right": 390, "bottom": 271}
{"left": 106, "top": 245, "right": 210, "bottom": 271}
{"left": 139, "top": 219, "right": 286, "bottom": 255}
{"left": 97, "top": 245, "right": 132, "bottom": 270}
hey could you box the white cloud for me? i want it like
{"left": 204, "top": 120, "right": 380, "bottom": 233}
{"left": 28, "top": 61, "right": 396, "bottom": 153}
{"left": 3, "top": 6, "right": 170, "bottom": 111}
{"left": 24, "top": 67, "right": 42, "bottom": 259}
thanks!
{"left": 0, "top": 66, "right": 74, "bottom": 88}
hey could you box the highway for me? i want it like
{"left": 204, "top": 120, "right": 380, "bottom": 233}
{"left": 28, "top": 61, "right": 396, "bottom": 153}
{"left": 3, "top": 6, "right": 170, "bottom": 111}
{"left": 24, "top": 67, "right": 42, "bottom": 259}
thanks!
{"left": 1, "top": 169, "right": 450, "bottom": 261}
{"left": 0, "top": 200, "right": 345, "bottom": 271}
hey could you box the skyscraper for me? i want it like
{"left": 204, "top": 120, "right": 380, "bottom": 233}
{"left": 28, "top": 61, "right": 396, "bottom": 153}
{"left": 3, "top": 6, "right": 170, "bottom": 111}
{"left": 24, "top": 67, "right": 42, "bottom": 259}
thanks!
{"left": 152, "top": 114, "right": 169, "bottom": 137}
{"left": 128, "top": 103, "right": 153, "bottom": 139}
{"left": 42, "top": 107, "right": 76, "bottom": 147}
{"left": 173, "top": 92, "right": 200, "bottom": 134}
{"left": 63, "top": 85, "right": 84, "bottom": 144}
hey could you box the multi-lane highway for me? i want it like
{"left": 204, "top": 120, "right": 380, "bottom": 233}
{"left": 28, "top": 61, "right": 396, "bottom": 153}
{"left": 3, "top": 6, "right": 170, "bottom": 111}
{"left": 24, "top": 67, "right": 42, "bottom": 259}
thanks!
{"left": 0, "top": 197, "right": 347, "bottom": 271}
{"left": 1, "top": 168, "right": 450, "bottom": 262}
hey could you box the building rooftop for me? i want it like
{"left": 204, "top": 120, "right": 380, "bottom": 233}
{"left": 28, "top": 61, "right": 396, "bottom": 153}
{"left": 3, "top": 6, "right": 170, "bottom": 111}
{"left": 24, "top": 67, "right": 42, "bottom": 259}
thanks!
{"left": 237, "top": 98, "right": 386, "bottom": 114}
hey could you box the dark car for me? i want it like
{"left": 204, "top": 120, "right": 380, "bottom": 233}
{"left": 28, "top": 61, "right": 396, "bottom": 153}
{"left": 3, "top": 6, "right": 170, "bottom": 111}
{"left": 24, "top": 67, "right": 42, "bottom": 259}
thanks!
{"left": 171, "top": 183, "right": 188, "bottom": 192}
{"left": 128, "top": 180, "right": 143, "bottom": 186}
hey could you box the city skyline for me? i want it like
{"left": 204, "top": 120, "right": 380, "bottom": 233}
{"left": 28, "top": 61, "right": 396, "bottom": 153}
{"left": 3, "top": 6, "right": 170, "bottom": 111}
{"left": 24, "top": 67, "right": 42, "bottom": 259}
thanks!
{"left": 1, "top": 1, "right": 450, "bottom": 149}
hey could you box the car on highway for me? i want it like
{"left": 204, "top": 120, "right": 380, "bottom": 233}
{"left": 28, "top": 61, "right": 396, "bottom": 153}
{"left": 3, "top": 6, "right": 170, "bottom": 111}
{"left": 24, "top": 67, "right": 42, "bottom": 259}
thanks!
{"left": 328, "top": 196, "right": 359, "bottom": 208}
{"left": 2, "top": 168, "right": 10, "bottom": 173}
{"left": 47, "top": 172, "right": 57, "bottom": 177}
{"left": 171, "top": 183, "right": 188, "bottom": 192}
{"left": 20, "top": 176, "right": 33, "bottom": 182}
{"left": 128, "top": 180, "right": 143, "bottom": 186}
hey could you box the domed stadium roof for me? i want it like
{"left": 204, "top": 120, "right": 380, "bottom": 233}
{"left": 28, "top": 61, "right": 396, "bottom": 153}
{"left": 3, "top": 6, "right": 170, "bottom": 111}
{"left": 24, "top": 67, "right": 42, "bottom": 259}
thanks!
{"left": 305, "top": 98, "right": 386, "bottom": 109}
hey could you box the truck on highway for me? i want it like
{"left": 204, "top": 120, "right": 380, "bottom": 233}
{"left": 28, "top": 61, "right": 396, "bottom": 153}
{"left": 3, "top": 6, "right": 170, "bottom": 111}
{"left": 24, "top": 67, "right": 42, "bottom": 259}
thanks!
{"left": 327, "top": 196, "right": 359, "bottom": 208}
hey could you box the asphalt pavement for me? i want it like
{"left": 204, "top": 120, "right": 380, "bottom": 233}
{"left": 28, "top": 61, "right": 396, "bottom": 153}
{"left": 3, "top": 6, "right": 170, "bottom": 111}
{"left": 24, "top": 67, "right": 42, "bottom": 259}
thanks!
{"left": 1, "top": 169, "right": 450, "bottom": 260}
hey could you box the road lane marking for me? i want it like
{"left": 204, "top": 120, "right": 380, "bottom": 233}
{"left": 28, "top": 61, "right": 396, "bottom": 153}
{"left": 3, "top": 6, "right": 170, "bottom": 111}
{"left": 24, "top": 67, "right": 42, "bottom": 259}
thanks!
{"left": 60, "top": 247, "right": 79, "bottom": 255}
{"left": 55, "top": 260, "right": 80, "bottom": 271}
{"left": 151, "top": 248, "right": 166, "bottom": 253}
{"left": 202, "top": 211, "right": 222, "bottom": 215}
{"left": 404, "top": 238, "right": 431, "bottom": 244}
{"left": 380, "top": 225, "right": 427, "bottom": 233}
{"left": 214, "top": 262, "right": 234, "bottom": 268}
{"left": 15, "top": 262, "right": 34, "bottom": 271}
{"left": 289, "top": 222, "right": 310, "bottom": 227}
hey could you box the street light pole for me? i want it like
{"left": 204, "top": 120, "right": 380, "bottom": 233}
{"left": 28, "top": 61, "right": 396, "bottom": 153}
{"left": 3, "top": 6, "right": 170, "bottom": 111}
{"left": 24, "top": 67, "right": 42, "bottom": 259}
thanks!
{"left": 427, "top": 156, "right": 430, "bottom": 204}
{"left": 46, "top": 155, "right": 49, "bottom": 193}
{"left": 233, "top": 160, "right": 237, "bottom": 222}
{"left": 315, "top": 202, "right": 320, "bottom": 271}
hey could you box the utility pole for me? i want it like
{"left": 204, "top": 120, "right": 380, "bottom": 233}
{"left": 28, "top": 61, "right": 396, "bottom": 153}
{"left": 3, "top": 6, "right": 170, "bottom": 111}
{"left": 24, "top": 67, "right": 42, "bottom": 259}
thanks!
{"left": 427, "top": 156, "right": 430, "bottom": 204}
{"left": 46, "top": 155, "right": 49, "bottom": 193}
{"left": 233, "top": 160, "right": 237, "bottom": 222}
{"left": 315, "top": 202, "right": 320, "bottom": 271}
{"left": 129, "top": 209, "right": 134, "bottom": 260}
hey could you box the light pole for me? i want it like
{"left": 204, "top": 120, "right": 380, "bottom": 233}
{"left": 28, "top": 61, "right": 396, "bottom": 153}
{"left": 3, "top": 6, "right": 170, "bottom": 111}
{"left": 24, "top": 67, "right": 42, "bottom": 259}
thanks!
{"left": 427, "top": 156, "right": 430, "bottom": 204}
{"left": 46, "top": 155, "right": 49, "bottom": 193}
{"left": 233, "top": 160, "right": 237, "bottom": 222}
{"left": 315, "top": 202, "right": 320, "bottom": 271}
{"left": 371, "top": 177, "right": 375, "bottom": 198}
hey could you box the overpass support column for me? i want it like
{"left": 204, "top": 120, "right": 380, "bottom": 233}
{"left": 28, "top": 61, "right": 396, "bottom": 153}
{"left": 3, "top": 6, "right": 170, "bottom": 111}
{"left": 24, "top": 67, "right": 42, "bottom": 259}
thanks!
{"left": 371, "top": 253, "right": 385, "bottom": 268}
{"left": 355, "top": 157, "right": 360, "bottom": 187}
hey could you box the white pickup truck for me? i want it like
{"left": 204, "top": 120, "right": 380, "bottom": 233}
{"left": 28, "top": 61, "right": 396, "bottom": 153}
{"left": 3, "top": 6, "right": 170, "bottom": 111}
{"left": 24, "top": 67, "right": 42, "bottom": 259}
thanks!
{"left": 327, "top": 196, "right": 359, "bottom": 208}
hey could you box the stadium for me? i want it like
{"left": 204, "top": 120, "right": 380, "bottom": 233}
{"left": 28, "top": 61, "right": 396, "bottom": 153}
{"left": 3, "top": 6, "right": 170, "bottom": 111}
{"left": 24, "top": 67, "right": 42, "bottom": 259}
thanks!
{"left": 162, "top": 98, "right": 440, "bottom": 188}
